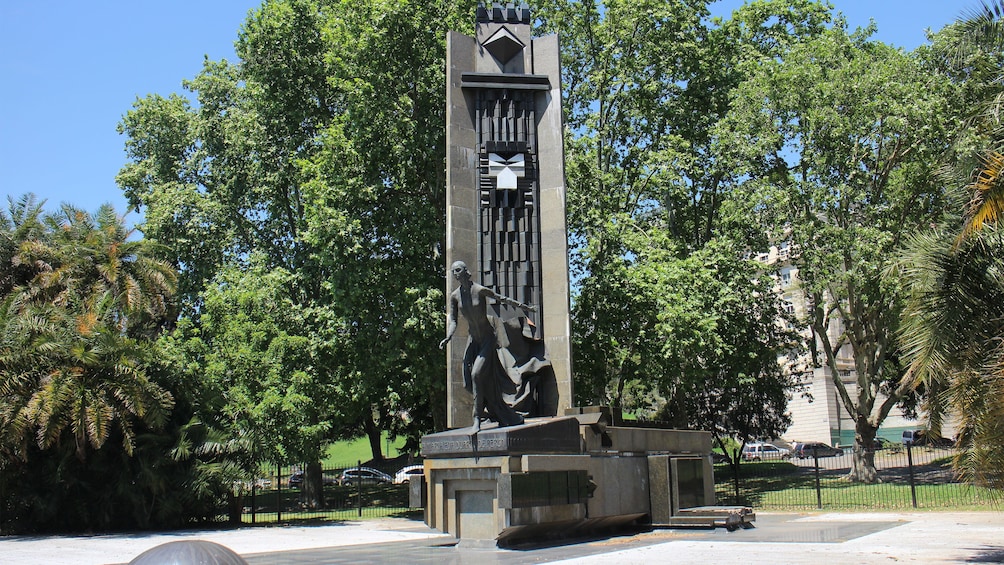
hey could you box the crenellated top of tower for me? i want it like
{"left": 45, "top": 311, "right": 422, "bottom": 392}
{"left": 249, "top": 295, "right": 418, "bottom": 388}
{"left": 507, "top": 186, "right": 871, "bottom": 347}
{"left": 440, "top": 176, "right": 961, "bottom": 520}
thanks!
{"left": 476, "top": 2, "right": 531, "bottom": 25}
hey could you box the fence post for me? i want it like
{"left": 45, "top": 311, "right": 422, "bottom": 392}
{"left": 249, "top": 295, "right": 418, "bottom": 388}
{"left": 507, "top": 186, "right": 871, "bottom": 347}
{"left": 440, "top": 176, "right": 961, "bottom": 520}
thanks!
{"left": 906, "top": 443, "right": 918, "bottom": 508}
{"left": 251, "top": 476, "right": 256, "bottom": 525}
{"left": 277, "top": 463, "right": 282, "bottom": 523}
{"left": 357, "top": 460, "right": 363, "bottom": 517}
{"left": 732, "top": 449, "right": 741, "bottom": 505}
{"left": 813, "top": 446, "right": 822, "bottom": 509}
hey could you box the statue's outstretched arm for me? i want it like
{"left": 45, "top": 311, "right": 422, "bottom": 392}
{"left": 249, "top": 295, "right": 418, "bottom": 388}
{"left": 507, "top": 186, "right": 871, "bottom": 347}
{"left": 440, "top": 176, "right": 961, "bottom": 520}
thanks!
{"left": 486, "top": 287, "right": 536, "bottom": 312}
{"left": 440, "top": 293, "right": 459, "bottom": 349}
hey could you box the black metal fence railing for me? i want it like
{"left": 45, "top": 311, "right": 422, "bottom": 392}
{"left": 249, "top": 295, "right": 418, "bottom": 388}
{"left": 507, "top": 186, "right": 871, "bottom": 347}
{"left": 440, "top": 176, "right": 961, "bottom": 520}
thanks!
{"left": 714, "top": 444, "right": 998, "bottom": 510}
{"left": 234, "top": 447, "right": 997, "bottom": 524}
{"left": 238, "top": 460, "right": 415, "bottom": 524}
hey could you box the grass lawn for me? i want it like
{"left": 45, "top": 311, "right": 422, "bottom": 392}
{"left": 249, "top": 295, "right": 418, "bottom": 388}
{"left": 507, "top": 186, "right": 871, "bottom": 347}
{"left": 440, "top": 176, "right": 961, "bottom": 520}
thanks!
{"left": 322, "top": 433, "right": 410, "bottom": 468}
{"left": 715, "top": 460, "right": 1000, "bottom": 510}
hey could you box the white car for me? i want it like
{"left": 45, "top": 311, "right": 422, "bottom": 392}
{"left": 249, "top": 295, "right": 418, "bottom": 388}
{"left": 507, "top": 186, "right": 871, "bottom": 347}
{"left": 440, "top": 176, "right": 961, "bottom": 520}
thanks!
{"left": 741, "top": 443, "right": 791, "bottom": 461}
{"left": 393, "top": 464, "right": 424, "bottom": 484}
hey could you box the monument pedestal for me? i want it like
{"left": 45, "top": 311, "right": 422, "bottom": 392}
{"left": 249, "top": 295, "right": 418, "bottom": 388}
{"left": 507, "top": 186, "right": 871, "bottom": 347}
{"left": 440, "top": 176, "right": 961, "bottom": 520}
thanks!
{"left": 417, "top": 412, "right": 752, "bottom": 546}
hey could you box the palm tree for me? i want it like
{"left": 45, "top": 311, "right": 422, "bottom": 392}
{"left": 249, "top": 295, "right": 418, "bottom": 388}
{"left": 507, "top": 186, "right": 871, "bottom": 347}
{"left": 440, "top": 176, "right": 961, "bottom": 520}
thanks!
{"left": 0, "top": 194, "right": 46, "bottom": 296}
{"left": 37, "top": 203, "right": 177, "bottom": 336}
{"left": 896, "top": 228, "right": 1004, "bottom": 491}
{"left": 1, "top": 198, "right": 177, "bottom": 461}
{"left": 944, "top": 1, "right": 1004, "bottom": 243}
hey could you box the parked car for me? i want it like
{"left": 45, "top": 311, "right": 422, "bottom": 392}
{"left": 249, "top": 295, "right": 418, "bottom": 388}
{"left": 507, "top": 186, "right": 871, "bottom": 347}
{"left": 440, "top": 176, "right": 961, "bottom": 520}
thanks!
{"left": 393, "top": 465, "right": 425, "bottom": 484}
{"left": 338, "top": 467, "right": 393, "bottom": 486}
{"left": 288, "top": 471, "right": 337, "bottom": 489}
{"left": 792, "top": 442, "right": 843, "bottom": 459}
{"left": 710, "top": 451, "right": 730, "bottom": 464}
{"left": 741, "top": 443, "right": 790, "bottom": 461}
{"left": 902, "top": 430, "right": 954, "bottom": 448}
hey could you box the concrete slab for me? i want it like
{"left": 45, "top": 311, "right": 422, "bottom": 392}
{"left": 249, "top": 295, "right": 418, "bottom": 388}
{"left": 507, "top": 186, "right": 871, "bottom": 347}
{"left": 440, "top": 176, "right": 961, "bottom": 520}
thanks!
{"left": 2, "top": 512, "right": 1003, "bottom": 564}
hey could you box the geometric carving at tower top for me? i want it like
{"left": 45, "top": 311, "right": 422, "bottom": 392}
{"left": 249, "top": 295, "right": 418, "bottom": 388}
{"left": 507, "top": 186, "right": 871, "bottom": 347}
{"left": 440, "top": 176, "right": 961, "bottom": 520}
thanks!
{"left": 483, "top": 26, "right": 525, "bottom": 64}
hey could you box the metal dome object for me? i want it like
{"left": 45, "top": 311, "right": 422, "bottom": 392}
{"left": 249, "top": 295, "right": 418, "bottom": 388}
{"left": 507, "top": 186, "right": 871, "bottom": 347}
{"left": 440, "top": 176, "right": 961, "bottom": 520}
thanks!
{"left": 128, "top": 539, "right": 248, "bottom": 565}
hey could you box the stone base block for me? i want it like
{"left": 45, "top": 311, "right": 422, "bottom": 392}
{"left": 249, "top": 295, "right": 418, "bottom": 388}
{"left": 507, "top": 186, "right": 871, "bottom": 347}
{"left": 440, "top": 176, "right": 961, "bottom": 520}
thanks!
{"left": 419, "top": 414, "right": 749, "bottom": 545}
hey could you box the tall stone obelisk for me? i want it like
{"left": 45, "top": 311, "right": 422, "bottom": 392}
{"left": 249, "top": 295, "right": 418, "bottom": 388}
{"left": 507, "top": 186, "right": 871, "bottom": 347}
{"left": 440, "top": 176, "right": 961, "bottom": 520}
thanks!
{"left": 444, "top": 2, "right": 572, "bottom": 428}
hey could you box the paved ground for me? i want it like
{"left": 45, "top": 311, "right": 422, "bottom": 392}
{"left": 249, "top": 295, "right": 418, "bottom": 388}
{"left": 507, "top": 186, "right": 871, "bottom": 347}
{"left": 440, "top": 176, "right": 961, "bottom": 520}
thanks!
{"left": 2, "top": 511, "right": 1003, "bottom": 564}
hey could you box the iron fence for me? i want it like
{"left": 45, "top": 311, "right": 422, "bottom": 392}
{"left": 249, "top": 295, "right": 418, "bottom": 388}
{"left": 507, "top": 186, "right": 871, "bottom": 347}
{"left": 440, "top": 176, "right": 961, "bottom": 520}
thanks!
{"left": 238, "top": 460, "right": 416, "bottom": 524}
{"left": 714, "top": 444, "right": 998, "bottom": 510}
{"left": 236, "top": 447, "right": 998, "bottom": 524}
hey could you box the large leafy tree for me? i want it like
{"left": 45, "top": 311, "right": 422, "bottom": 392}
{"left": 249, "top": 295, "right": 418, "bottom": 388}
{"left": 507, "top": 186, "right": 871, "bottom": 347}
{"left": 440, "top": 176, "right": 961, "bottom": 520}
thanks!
{"left": 116, "top": 0, "right": 351, "bottom": 505}
{"left": 116, "top": 0, "right": 475, "bottom": 498}
{"left": 299, "top": 0, "right": 476, "bottom": 454}
{"left": 720, "top": 23, "right": 956, "bottom": 481}
{"left": 160, "top": 256, "right": 343, "bottom": 507}
{"left": 658, "top": 242, "right": 804, "bottom": 457}
{"left": 534, "top": 0, "right": 825, "bottom": 439}
{"left": 533, "top": 0, "right": 716, "bottom": 422}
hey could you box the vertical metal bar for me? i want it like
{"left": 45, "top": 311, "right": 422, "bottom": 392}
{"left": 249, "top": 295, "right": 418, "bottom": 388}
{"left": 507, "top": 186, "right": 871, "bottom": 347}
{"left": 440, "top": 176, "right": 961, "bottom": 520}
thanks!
{"left": 906, "top": 443, "right": 918, "bottom": 508}
{"left": 813, "top": 447, "right": 822, "bottom": 509}
{"left": 357, "top": 460, "right": 363, "bottom": 517}
{"left": 276, "top": 464, "right": 282, "bottom": 523}
{"left": 732, "top": 449, "right": 741, "bottom": 505}
{"left": 251, "top": 478, "right": 256, "bottom": 525}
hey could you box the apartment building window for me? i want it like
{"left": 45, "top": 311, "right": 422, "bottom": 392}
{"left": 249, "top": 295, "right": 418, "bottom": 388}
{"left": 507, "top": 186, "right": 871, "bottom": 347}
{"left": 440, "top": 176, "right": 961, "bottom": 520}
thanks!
{"left": 780, "top": 267, "right": 792, "bottom": 287}
{"left": 782, "top": 298, "right": 795, "bottom": 315}
{"left": 778, "top": 241, "right": 791, "bottom": 262}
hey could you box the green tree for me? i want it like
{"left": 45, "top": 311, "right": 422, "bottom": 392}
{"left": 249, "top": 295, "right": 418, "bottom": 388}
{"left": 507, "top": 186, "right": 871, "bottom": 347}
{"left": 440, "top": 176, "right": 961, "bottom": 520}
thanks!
{"left": 534, "top": 0, "right": 825, "bottom": 438}
{"left": 0, "top": 197, "right": 200, "bottom": 532}
{"left": 116, "top": 1, "right": 475, "bottom": 497}
{"left": 721, "top": 23, "right": 956, "bottom": 481}
{"left": 1, "top": 200, "right": 176, "bottom": 462}
{"left": 656, "top": 242, "right": 804, "bottom": 459}
{"left": 161, "top": 256, "right": 343, "bottom": 507}
{"left": 299, "top": 0, "right": 477, "bottom": 454}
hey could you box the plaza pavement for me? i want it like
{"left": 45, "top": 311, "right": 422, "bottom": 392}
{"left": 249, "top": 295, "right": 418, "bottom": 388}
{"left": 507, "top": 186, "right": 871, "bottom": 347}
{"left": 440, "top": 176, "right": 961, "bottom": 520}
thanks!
{"left": 1, "top": 511, "right": 1002, "bottom": 564}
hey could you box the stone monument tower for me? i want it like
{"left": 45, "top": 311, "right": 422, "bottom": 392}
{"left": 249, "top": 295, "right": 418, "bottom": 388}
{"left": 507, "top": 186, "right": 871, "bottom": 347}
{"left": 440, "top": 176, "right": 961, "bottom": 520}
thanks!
{"left": 417, "top": 3, "right": 744, "bottom": 545}
{"left": 444, "top": 1, "right": 572, "bottom": 429}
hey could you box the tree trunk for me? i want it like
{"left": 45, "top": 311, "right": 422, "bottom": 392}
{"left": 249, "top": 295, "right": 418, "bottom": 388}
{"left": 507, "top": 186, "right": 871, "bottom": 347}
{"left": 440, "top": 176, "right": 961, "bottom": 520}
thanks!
{"left": 303, "top": 460, "right": 324, "bottom": 509}
{"left": 227, "top": 492, "right": 244, "bottom": 524}
{"left": 845, "top": 420, "right": 880, "bottom": 483}
{"left": 364, "top": 411, "right": 384, "bottom": 463}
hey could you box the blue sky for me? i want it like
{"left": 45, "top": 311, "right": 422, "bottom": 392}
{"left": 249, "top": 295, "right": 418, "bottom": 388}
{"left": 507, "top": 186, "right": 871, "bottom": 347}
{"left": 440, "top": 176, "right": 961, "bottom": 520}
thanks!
{"left": 0, "top": 1, "right": 975, "bottom": 225}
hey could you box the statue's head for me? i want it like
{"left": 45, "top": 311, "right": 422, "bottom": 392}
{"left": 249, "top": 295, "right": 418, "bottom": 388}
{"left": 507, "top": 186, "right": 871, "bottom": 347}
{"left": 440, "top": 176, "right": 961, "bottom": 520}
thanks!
{"left": 450, "top": 260, "right": 470, "bottom": 281}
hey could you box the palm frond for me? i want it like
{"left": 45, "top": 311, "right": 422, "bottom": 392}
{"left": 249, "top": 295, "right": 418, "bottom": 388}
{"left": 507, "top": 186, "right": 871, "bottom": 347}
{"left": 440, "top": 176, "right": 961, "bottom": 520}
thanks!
{"left": 959, "top": 150, "right": 1004, "bottom": 243}
{"left": 959, "top": 1, "right": 1004, "bottom": 50}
